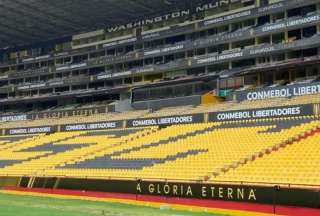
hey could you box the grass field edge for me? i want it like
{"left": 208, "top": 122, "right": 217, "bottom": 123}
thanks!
{"left": 0, "top": 189, "right": 273, "bottom": 216}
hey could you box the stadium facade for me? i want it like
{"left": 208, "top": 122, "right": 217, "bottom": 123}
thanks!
{"left": 0, "top": 0, "right": 318, "bottom": 112}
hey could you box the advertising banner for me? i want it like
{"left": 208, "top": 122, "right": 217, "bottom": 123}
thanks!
{"left": 126, "top": 114, "right": 204, "bottom": 127}
{"left": 208, "top": 104, "right": 314, "bottom": 121}
{"left": 61, "top": 121, "right": 123, "bottom": 132}
{"left": 234, "top": 82, "right": 320, "bottom": 102}
{"left": 5, "top": 126, "right": 58, "bottom": 135}
{"left": 56, "top": 178, "right": 320, "bottom": 208}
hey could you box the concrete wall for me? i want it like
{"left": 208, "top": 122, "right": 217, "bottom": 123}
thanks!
{"left": 132, "top": 95, "right": 201, "bottom": 110}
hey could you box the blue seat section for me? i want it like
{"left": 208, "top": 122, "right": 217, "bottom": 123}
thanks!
{"left": 61, "top": 124, "right": 216, "bottom": 170}
{"left": 0, "top": 135, "right": 31, "bottom": 141}
{"left": 0, "top": 160, "right": 21, "bottom": 168}
{"left": 0, "top": 143, "right": 92, "bottom": 168}
{"left": 216, "top": 118, "right": 312, "bottom": 133}
{"left": 85, "top": 129, "right": 143, "bottom": 137}
{"left": 63, "top": 149, "right": 207, "bottom": 170}
{"left": 18, "top": 143, "right": 91, "bottom": 154}
{"left": 0, "top": 135, "right": 34, "bottom": 143}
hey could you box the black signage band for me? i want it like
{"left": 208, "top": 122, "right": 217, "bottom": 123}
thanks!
{"left": 234, "top": 82, "right": 320, "bottom": 102}
{"left": 61, "top": 121, "right": 123, "bottom": 132}
{"left": 126, "top": 114, "right": 204, "bottom": 127}
{"left": 55, "top": 178, "right": 320, "bottom": 209}
{"left": 208, "top": 105, "right": 314, "bottom": 122}
{"left": 5, "top": 126, "right": 58, "bottom": 135}
{"left": 0, "top": 104, "right": 317, "bottom": 135}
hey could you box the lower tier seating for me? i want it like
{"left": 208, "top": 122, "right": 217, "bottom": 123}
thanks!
{"left": 213, "top": 131, "right": 320, "bottom": 185}
{"left": 0, "top": 116, "right": 319, "bottom": 186}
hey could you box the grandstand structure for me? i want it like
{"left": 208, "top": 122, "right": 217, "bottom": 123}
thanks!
{"left": 0, "top": 0, "right": 319, "bottom": 215}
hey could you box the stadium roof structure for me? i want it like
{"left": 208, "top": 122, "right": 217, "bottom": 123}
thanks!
{"left": 0, "top": 0, "right": 213, "bottom": 49}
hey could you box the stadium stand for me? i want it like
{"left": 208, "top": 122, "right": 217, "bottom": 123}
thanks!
{"left": 214, "top": 131, "right": 320, "bottom": 185}
{"left": 0, "top": 0, "right": 320, "bottom": 214}
{"left": 0, "top": 115, "right": 319, "bottom": 186}
{"left": 0, "top": 91, "right": 318, "bottom": 129}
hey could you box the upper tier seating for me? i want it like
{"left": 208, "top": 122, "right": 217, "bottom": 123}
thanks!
{"left": 0, "top": 110, "right": 149, "bottom": 129}
{"left": 0, "top": 92, "right": 319, "bottom": 129}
